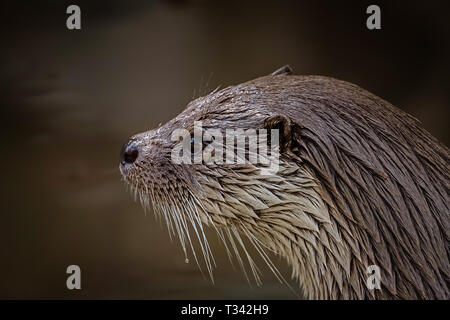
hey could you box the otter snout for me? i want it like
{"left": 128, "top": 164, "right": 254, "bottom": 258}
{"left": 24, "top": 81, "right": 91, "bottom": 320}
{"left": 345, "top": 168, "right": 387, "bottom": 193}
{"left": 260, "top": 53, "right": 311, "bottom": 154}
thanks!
{"left": 120, "top": 139, "right": 139, "bottom": 165}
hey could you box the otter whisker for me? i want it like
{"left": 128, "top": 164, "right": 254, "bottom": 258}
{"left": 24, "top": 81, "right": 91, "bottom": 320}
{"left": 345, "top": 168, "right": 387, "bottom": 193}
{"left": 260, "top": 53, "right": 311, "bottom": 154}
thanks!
{"left": 189, "top": 200, "right": 264, "bottom": 287}
{"left": 156, "top": 195, "right": 176, "bottom": 241}
{"left": 184, "top": 198, "right": 216, "bottom": 268}
{"left": 188, "top": 187, "right": 236, "bottom": 268}
{"left": 151, "top": 199, "right": 175, "bottom": 242}
{"left": 185, "top": 192, "right": 222, "bottom": 269}
{"left": 156, "top": 199, "right": 174, "bottom": 242}
{"left": 215, "top": 227, "right": 236, "bottom": 269}
{"left": 224, "top": 227, "right": 252, "bottom": 285}
{"left": 240, "top": 223, "right": 301, "bottom": 298}
{"left": 231, "top": 225, "right": 262, "bottom": 286}
{"left": 162, "top": 200, "right": 189, "bottom": 264}
{"left": 132, "top": 184, "right": 138, "bottom": 202}
{"left": 173, "top": 200, "right": 205, "bottom": 279}
{"left": 138, "top": 192, "right": 147, "bottom": 216}
{"left": 183, "top": 206, "right": 214, "bottom": 281}
{"left": 149, "top": 195, "right": 164, "bottom": 231}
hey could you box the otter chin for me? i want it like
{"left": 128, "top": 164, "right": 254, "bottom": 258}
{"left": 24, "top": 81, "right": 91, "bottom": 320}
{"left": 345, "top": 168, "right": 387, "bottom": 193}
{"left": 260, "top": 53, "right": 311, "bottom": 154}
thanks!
{"left": 119, "top": 66, "right": 449, "bottom": 299}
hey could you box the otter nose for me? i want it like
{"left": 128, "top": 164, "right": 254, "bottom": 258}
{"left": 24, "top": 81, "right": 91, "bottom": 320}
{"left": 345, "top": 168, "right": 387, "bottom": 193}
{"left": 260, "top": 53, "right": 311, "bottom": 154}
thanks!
{"left": 120, "top": 139, "right": 139, "bottom": 165}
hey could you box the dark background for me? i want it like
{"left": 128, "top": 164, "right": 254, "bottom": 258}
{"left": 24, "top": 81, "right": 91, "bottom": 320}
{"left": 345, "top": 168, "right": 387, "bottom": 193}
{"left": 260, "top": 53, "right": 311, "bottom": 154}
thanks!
{"left": 0, "top": 0, "right": 448, "bottom": 299}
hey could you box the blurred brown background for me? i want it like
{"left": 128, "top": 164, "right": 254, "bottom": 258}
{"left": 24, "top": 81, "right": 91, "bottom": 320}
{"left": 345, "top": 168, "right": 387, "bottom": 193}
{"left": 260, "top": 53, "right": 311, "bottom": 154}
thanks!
{"left": 0, "top": 0, "right": 448, "bottom": 299}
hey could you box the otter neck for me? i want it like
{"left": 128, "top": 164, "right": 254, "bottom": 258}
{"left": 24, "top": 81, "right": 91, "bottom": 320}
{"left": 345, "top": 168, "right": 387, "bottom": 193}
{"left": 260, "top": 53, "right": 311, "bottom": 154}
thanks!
{"left": 199, "top": 159, "right": 367, "bottom": 299}
{"left": 244, "top": 165, "right": 361, "bottom": 299}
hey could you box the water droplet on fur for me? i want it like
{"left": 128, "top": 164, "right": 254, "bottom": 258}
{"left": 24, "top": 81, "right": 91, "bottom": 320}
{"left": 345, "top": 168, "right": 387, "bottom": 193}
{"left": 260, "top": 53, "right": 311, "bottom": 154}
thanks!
{"left": 185, "top": 258, "right": 189, "bottom": 264}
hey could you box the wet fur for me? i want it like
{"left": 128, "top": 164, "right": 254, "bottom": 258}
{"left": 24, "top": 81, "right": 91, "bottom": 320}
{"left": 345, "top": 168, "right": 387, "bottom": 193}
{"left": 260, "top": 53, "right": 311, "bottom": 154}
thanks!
{"left": 121, "top": 67, "right": 450, "bottom": 299}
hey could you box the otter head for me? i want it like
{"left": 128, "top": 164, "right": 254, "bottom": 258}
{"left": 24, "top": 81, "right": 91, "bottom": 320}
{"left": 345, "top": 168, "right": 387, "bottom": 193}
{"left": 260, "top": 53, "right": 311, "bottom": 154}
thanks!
{"left": 119, "top": 66, "right": 449, "bottom": 299}
{"left": 119, "top": 67, "right": 338, "bottom": 293}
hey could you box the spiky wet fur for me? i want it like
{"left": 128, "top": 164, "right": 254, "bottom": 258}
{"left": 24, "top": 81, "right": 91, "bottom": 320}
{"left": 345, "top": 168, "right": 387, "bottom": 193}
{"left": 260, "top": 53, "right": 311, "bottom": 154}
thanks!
{"left": 120, "top": 69, "right": 450, "bottom": 299}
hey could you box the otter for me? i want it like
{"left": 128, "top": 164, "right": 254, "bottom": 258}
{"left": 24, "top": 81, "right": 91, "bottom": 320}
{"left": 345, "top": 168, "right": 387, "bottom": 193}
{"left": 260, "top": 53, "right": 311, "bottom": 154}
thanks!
{"left": 119, "top": 66, "right": 449, "bottom": 299}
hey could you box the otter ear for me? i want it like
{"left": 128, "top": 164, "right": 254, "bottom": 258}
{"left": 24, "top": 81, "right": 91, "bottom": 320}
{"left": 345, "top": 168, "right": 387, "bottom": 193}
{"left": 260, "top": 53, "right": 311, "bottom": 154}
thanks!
{"left": 270, "top": 65, "right": 293, "bottom": 76}
{"left": 262, "top": 114, "right": 293, "bottom": 152}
